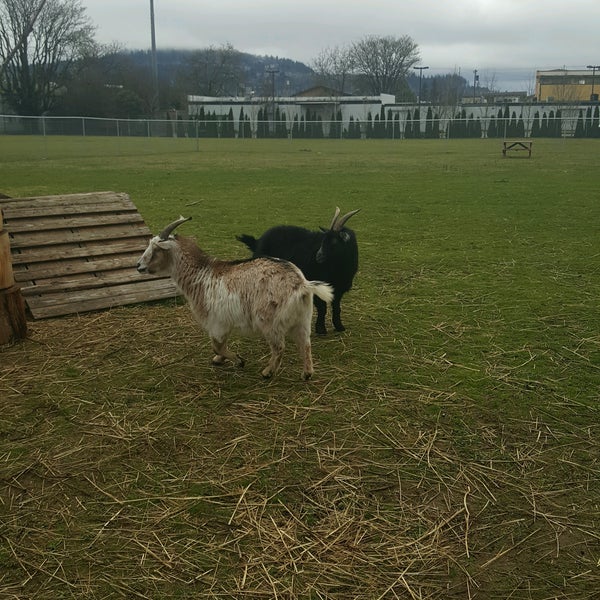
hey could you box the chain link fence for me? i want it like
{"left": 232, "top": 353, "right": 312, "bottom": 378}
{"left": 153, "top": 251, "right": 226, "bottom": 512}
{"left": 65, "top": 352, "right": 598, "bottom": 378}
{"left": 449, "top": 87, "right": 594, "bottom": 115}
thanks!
{"left": 1, "top": 111, "right": 596, "bottom": 160}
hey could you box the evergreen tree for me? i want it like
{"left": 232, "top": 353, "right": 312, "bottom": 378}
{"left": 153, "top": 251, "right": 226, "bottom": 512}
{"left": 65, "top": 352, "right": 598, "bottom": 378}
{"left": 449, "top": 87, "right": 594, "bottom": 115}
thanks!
{"left": 413, "top": 108, "right": 421, "bottom": 138}
{"left": 222, "top": 108, "right": 235, "bottom": 137}
{"left": 373, "top": 114, "right": 382, "bottom": 138}
{"left": 553, "top": 109, "right": 562, "bottom": 137}
{"left": 243, "top": 115, "right": 252, "bottom": 139}
{"left": 198, "top": 107, "right": 207, "bottom": 137}
{"left": 346, "top": 116, "right": 354, "bottom": 139}
{"left": 574, "top": 109, "right": 585, "bottom": 138}
{"left": 238, "top": 107, "right": 245, "bottom": 138}
{"left": 460, "top": 109, "right": 468, "bottom": 137}
{"left": 540, "top": 112, "right": 549, "bottom": 137}
{"left": 500, "top": 106, "right": 510, "bottom": 138}
{"left": 277, "top": 110, "right": 287, "bottom": 138}
{"left": 425, "top": 106, "right": 433, "bottom": 138}
{"left": 432, "top": 112, "right": 440, "bottom": 139}
{"left": 366, "top": 112, "right": 374, "bottom": 138}
{"left": 530, "top": 111, "right": 540, "bottom": 137}
{"left": 393, "top": 114, "right": 401, "bottom": 139}
{"left": 207, "top": 111, "right": 218, "bottom": 137}
{"left": 386, "top": 109, "right": 394, "bottom": 139}
{"left": 487, "top": 117, "right": 497, "bottom": 138}
{"left": 404, "top": 110, "right": 413, "bottom": 139}
{"left": 592, "top": 106, "right": 600, "bottom": 138}
{"left": 256, "top": 108, "right": 267, "bottom": 138}
{"left": 516, "top": 113, "right": 525, "bottom": 138}
{"left": 508, "top": 111, "right": 517, "bottom": 137}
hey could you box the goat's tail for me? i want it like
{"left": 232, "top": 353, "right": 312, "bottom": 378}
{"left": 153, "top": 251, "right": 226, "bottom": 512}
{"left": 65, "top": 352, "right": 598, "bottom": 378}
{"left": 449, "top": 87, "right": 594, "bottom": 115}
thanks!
{"left": 236, "top": 234, "right": 257, "bottom": 253}
{"left": 308, "top": 281, "right": 334, "bottom": 304}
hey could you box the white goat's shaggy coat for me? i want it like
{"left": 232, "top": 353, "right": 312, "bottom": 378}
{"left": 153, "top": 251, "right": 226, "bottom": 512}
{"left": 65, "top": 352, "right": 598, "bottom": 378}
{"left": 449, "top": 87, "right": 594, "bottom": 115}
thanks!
{"left": 137, "top": 228, "right": 333, "bottom": 379}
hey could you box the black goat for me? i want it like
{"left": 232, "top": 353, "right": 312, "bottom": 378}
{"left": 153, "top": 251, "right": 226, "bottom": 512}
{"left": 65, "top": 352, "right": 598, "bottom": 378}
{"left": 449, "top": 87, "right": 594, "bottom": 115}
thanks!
{"left": 237, "top": 207, "right": 359, "bottom": 335}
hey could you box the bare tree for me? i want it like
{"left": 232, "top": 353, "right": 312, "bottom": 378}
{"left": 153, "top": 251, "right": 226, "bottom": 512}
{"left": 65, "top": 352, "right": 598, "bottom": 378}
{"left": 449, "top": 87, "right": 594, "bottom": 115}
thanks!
{"left": 0, "top": 0, "right": 95, "bottom": 115}
{"left": 0, "top": 0, "right": 48, "bottom": 78}
{"left": 311, "top": 45, "right": 355, "bottom": 94}
{"left": 350, "top": 34, "right": 420, "bottom": 96}
{"left": 181, "top": 43, "right": 243, "bottom": 97}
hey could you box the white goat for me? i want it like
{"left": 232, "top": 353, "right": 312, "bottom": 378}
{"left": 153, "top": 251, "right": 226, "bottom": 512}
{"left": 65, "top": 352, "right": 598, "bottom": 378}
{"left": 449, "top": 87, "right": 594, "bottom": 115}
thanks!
{"left": 137, "top": 216, "right": 333, "bottom": 379}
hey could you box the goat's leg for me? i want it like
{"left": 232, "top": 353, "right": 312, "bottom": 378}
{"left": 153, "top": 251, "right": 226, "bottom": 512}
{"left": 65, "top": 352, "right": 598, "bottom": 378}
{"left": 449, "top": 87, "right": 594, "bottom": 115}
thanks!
{"left": 313, "top": 296, "right": 327, "bottom": 335}
{"left": 210, "top": 337, "right": 245, "bottom": 367}
{"left": 261, "top": 337, "right": 284, "bottom": 378}
{"left": 292, "top": 324, "right": 314, "bottom": 380}
{"left": 331, "top": 294, "right": 345, "bottom": 331}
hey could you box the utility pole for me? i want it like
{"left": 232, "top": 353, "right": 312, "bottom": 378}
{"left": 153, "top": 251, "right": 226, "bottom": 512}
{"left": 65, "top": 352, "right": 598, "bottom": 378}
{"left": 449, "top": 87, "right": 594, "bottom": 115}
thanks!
{"left": 587, "top": 65, "right": 600, "bottom": 101}
{"left": 413, "top": 65, "right": 429, "bottom": 103}
{"left": 150, "top": 0, "right": 159, "bottom": 115}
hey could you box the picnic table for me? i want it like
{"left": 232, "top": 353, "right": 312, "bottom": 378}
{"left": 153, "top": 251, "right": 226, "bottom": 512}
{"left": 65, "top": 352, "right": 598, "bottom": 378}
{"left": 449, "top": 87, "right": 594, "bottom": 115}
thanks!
{"left": 502, "top": 140, "right": 532, "bottom": 158}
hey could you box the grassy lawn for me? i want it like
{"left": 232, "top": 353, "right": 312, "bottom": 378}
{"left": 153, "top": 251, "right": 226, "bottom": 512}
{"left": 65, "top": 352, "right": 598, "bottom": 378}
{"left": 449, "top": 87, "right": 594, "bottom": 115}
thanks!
{"left": 1, "top": 137, "right": 599, "bottom": 598}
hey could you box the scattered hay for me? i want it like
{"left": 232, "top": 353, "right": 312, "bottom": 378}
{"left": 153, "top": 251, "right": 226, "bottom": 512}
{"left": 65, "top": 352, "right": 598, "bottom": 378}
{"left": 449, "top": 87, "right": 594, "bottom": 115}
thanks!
{"left": 1, "top": 305, "right": 599, "bottom": 598}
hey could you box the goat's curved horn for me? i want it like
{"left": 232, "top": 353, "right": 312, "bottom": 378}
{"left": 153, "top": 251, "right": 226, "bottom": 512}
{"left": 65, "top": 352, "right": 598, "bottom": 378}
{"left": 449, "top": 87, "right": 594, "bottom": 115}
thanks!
{"left": 158, "top": 215, "right": 192, "bottom": 240}
{"left": 332, "top": 209, "right": 360, "bottom": 231}
{"left": 328, "top": 207, "right": 341, "bottom": 230}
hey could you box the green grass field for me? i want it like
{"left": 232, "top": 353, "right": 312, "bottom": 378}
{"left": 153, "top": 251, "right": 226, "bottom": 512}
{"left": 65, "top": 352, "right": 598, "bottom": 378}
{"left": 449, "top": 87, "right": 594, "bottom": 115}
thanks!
{"left": 1, "top": 137, "right": 599, "bottom": 598}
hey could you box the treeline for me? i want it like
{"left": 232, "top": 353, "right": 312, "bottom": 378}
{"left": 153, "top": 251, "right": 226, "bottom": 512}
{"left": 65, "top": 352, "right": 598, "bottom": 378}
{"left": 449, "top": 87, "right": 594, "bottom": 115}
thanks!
{"left": 574, "top": 106, "right": 600, "bottom": 138}
{"left": 185, "top": 105, "right": 597, "bottom": 139}
{"left": 188, "top": 106, "right": 443, "bottom": 139}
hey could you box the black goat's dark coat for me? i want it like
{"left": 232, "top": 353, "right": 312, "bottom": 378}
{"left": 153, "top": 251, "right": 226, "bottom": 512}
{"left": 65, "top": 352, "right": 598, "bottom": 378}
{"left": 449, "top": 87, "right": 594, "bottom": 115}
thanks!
{"left": 237, "top": 222, "right": 358, "bottom": 335}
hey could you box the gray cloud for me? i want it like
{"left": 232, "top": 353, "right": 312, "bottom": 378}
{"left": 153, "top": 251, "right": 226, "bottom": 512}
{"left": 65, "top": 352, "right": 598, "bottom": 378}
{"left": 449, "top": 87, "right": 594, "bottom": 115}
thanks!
{"left": 82, "top": 0, "right": 599, "bottom": 91}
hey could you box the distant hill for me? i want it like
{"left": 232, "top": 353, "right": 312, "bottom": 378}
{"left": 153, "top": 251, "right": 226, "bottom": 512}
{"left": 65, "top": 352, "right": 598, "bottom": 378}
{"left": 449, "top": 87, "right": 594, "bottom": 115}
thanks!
{"left": 126, "top": 48, "right": 316, "bottom": 96}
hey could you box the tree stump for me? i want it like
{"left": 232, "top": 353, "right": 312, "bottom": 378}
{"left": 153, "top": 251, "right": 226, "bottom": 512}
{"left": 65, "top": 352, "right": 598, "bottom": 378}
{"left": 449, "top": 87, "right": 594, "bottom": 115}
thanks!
{"left": 0, "top": 208, "right": 28, "bottom": 344}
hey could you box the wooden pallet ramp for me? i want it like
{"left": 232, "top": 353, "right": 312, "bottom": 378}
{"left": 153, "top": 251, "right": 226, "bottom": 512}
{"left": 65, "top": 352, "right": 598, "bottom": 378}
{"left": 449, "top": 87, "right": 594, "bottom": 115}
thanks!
{"left": 1, "top": 192, "right": 178, "bottom": 319}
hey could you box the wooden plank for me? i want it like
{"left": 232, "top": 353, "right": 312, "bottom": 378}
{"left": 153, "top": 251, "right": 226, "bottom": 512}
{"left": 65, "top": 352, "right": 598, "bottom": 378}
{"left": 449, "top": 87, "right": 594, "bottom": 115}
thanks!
{"left": 6, "top": 213, "right": 145, "bottom": 233}
{"left": 0, "top": 191, "right": 132, "bottom": 207}
{"left": 27, "top": 277, "right": 176, "bottom": 307}
{"left": 3, "top": 202, "right": 138, "bottom": 220}
{"left": 21, "top": 269, "right": 163, "bottom": 296}
{"left": 9, "top": 237, "right": 149, "bottom": 264}
{"left": 9, "top": 223, "right": 151, "bottom": 249}
{"left": 13, "top": 253, "right": 141, "bottom": 281}
{"left": 27, "top": 279, "right": 179, "bottom": 319}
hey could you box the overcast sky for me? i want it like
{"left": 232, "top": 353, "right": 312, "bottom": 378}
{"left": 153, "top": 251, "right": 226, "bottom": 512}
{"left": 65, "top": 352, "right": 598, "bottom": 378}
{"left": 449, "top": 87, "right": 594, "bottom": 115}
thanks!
{"left": 81, "top": 0, "right": 600, "bottom": 92}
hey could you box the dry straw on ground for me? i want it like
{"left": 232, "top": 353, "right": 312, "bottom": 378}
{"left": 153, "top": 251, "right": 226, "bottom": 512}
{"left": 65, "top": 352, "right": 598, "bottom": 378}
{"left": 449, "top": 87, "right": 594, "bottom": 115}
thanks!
{"left": 1, "top": 304, "right": 599, "bottom": 598}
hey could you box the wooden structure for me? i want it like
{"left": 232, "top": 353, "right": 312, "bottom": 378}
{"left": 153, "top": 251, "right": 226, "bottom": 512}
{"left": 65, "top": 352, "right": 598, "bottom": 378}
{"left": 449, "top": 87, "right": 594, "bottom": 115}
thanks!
{"left": 0, "top": 192, "right": 178, "bottom": 319}
{"left": 0, "top": 206, "right": 27, "bottom": 343}
{"left": 502, "top": 140, "right": 533, "bottom": 158}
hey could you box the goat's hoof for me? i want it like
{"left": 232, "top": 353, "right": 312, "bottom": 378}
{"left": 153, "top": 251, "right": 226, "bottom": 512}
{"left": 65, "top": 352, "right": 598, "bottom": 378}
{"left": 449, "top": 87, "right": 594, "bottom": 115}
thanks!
{"left": 261, "top": 370, "right": 273, "bottom": 379}
{"left": 333, "top": 323, "right": 346, "bottom": 332}
{"left": 212, "top": 355, "right": 226, "bottom": 366}
{"left": 236, "top": 356, "right": 245, "bottom": 368}
{"left": 302, "top": 372, "right": 313, "bottom": 381}
{"left": 315, "top": 326, "right": 327, "bottom": 336}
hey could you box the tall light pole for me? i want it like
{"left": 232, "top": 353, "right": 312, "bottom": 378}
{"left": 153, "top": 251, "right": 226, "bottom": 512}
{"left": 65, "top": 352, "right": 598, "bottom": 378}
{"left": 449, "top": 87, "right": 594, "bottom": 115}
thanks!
{"left": 150, "top": 0, "right": 159, "bottom": 115}
{"left": 587, "top": 65, "right": 600, "bottom": 102}
{"left": 413, "top": 65, "right": 429, "bottom": 103}
{"left": 473, "top": 69, "right": 479, "bottom": 103}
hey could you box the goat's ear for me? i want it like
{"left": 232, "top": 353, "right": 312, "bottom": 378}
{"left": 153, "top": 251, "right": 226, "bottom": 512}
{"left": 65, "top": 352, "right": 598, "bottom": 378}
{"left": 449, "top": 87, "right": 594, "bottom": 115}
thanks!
{"left": 156, "top": 240, "right": 172, "bottom": 250}
{"left": 340, "top": 231, "right": 351, "bottom": 242}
